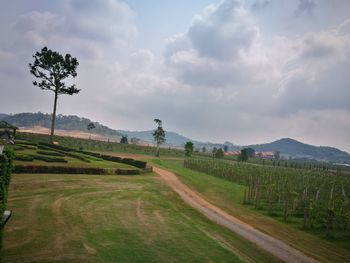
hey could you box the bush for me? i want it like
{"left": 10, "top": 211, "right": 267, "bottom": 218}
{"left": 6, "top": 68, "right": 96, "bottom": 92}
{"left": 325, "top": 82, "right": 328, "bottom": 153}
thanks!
{"left": 17, "top": 144, "right": 37, "bottom": 150}
{"left": 37, "top": 150, "right": 65, "bottom": 157}
{"left": 115, "top": 169, "right": 140, "bottom": 175}
{"left": 32, "top": 155, "right": 67, "bottom": 163}
{"left": 0, "top": 149, "right": 14, "bottom": 252}
{"left": 14, "top": 154, "right": 34, "bottom": 162}
{"left": 14, "top": 165, "right": 105, "bottom": 174}
{"left": 38, "top": 142, "right": 74, "bottom": 152}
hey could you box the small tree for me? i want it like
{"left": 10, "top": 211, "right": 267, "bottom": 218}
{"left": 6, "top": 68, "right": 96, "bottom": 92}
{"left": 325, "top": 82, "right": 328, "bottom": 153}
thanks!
{"left": 215, "top": 148, "right": 224, "bottom": 158}
{"left": 184, "top": 141, "right": 194, "bottom": 157}
{"left": 224, "top": 145, "right": 228, "bottom": 152}
{"left": 29, "top": 47, "right": 79, "bottom": 143}
{"left": 87, "top": 122, "right": 96, "bottom": 140}
{"left": 212, "top": 147, "right": 217, "bottom": 158}
{"left": 120, "top": 136, "right": 128, "bottom": 144}
{"left": 238, "top": 148, "right": 249, "bottom": 162}
{"left": 153, "top": 119, "right": 166, "bottom": 157}
{"left": 202, "top": 146, "right": 206, "bottom": 153}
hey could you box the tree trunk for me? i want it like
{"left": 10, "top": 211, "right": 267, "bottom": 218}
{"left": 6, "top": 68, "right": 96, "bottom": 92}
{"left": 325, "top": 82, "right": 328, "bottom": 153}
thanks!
{"left": 156, "top": 143, "right": 160, "bottom": 157}
{"left": 50, "top": 92, "right": 58, "bottom": 144}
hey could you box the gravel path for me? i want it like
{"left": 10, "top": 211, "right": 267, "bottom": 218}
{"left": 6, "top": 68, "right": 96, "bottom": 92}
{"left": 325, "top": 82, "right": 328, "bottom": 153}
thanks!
{"left": 154, "top": 166, "right": 319, "bottom": 263}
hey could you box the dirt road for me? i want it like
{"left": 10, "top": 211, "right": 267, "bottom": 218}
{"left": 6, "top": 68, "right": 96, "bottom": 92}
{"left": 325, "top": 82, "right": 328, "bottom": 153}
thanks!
{"left": 153, "top": 166, "right": 319, "bottom": 263}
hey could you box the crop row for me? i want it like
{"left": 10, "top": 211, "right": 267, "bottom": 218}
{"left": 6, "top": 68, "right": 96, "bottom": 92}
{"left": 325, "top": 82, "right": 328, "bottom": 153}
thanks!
{"left": 184, "top": 159, "right": 350, "bottom": 235}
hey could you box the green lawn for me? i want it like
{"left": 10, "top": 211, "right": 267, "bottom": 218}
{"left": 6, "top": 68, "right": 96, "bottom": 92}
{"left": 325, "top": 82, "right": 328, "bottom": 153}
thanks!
{"left": 150, "top": 159, "right": 350, "bottom": 263}
{"left": 3, "top": 173, "right": 279, "bottom": 263}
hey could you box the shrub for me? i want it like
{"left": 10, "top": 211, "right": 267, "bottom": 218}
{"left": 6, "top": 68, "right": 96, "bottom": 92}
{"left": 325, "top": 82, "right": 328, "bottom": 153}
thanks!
{"left": 37, "top": 150, "right": 65, "bottom": 157}
{"left": 115, "top": 169, "right": 140, "bottom": 175}
{"left": 14, "top": 154, "right": 34, "bottom": 162}
{"left": 32, "top": 155, "right": 67, "bottom": 163}
{"left": 14, "top": 165, "right": 105, "bottom": 174}
{"left": 0, "top": 149, "right": 14, "bottom": 251}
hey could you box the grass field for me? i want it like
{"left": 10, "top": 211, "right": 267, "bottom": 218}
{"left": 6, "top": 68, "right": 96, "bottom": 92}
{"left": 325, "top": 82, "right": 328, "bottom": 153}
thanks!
{"left": 149, "top": 159, "right": 350, "bottom": 263}
{"left": 3, "top": 173, "right": 280, "bottom": 263}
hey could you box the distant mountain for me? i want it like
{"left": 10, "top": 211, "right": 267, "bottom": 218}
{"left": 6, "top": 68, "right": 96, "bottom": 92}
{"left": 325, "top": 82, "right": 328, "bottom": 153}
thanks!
{"left": 2, "top": 112, "right": 123, "bottom": 137}
{"left": 0, "top": 113, "right": 8, "bottom": 120}
{"left": 2, "top": 112, "right": 349, "bottom": 163}
{"left": 247, "top": 138, "right": 350, "bottom": 163}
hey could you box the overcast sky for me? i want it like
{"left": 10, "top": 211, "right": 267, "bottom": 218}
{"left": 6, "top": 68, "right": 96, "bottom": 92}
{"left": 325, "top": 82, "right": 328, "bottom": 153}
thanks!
{"left": 1, "top": 0, "right": 350, "bottom": 151}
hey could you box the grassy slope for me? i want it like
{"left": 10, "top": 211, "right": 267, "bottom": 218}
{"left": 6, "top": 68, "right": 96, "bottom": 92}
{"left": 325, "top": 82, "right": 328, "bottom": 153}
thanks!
{"left": 150, "top": 159, "right": 350, "bottom": 263}
{"left": 3, "top": 173, "right": 279, "bottom": 263}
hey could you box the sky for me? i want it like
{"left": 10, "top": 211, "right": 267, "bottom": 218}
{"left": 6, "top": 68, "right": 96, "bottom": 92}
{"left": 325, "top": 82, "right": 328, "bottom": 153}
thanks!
{"left": 0, "top": 0, "right": 350, "bottom": 151}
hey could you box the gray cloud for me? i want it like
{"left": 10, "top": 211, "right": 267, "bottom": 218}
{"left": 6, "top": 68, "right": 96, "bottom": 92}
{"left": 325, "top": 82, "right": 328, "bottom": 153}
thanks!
{"left": 1, "top": 0, "right": 350, "bottom": 152}
{"left": 188, "top": 0, "right": 258, "bottom": 60}
{"left": 294, "top": 0, "right": 316, "bottom": 17}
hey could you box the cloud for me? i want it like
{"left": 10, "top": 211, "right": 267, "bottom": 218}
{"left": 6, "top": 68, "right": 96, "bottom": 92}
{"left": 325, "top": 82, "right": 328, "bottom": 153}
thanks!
{"left": 294, "top": 0, "right": 316, "bottom": 17}
{"left": 188, "top": 0, "right": 258, "bottom": 60}
{"left": 1, "top": 0, "right": 350, "bottom": 152}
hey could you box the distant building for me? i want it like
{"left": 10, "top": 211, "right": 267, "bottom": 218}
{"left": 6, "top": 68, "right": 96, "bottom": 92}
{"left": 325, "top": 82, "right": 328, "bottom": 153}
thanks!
{"left": 256, "top": 151, "right": 275, "bottom": 159}
{"left": 224, "top": 151, "right": 241, "bottom": 156}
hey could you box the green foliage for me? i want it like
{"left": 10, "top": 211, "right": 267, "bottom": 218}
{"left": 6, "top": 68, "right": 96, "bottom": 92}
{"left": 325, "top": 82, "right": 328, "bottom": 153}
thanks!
{"left": 14, "top": 153, "right": 35, "bottom": 161}
{"left": 36, "top": 150, "right": 65, "bottom": 157}
{"left": 215, "top": 148, "right": 224, "bottom": 158}
{"left": 153, "top": 119, "right": 166, "bottom": 157}
{"left": 14, "top": 165, "right": 105, "bottom": 174}
{"left": 29, "top": 47, "right": 80, "bottom": 143}
{"left": 184, "top": 159, "right": 350, "bottom": 236}
{"left": 0, "top": 148, "right": 14, "bottom": 252}
{"left": 87, "top": 122, "right": 96, "bottom": 131}
{"left": 32, "top": 155, "right": 67, "bottom": 163}
{"left": 120, "top": 136, "right": 128, "bottom": 144}
{"left": 29, "top": 47, "right": 79, "bottom": 94}
{"left": 238, "top": 148, "right": 249, "bottom": 162}
{"left": 13, "top": 165, "right": 141, "bottom": 175}
{"left": 184, "top": 141, "right": 194, "bottom": 157}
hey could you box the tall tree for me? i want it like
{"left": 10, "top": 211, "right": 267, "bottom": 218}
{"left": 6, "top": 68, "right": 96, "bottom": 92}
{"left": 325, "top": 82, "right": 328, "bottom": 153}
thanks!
{"left": 184, "top": 141, "right": 194, "bottom": 157}
{"left": 153, "top": 119, "right": 166, "bottom": 157}
{"left": 87, "top": 122, "right": 96, "bottom": 140}
{"left": 29, "top": 47, "right": 79, "bottom": 143}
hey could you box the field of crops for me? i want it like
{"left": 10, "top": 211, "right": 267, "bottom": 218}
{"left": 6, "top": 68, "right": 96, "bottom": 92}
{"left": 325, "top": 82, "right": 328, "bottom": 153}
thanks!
{"left": 184, "top": 159, "right": 350, "bottom": 236}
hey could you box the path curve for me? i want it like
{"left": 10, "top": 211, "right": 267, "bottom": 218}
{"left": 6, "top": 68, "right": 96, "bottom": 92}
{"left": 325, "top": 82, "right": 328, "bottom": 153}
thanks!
{"left": 153, "top": 166, "right": 318, "bottom": 263}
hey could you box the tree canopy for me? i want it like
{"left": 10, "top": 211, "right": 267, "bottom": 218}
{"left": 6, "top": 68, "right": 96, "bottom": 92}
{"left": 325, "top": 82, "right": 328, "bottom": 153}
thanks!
{"left": 184, "top": 141, "right": 194, "bottom": 157}
{"left": 153, "top": 119, "right": 166, "bottom": 157}
{"left": 29, "top": 47, "right": 79, "bottom": 143}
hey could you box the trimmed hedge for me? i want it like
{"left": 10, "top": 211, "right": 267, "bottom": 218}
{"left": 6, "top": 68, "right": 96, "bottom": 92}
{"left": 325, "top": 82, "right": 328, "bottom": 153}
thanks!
{"left": 32, "top": 155, "right": 68, "bottom": 163}
{"left": 38, "top": 142, "right": 75, "bottom": 152}
{"left": 38, "top": 143, "right": 90, "bottom": 162}
{"left": 14, "top": 165, "right": 105, "bottom": 174}
{"left": 14, "top": 165, "right": 141, "bottom": 175}
{"left": 79, "top": 151, "right": 147, "bottom": 169}
{"left": 37, "top": 150, "right": 65, "bottom": 157}
{"left": 15, "top": 154, "right": 34, "bottom": 162}
{"left": 0, "top": 149, "right": 14, "bottom": 252}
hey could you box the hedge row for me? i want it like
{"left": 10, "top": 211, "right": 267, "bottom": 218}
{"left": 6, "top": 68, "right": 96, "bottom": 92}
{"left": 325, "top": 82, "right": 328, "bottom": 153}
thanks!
{"left": 36, "top": 150, "right": 65, "bottom": 157}
{"left": 33, "top": 155, "right": 67, "bottom": 163}
{"left": 19, "top": 141, "right": 147, "bottom": 169}
{"left": 0, "top": 149, "right": 14, "bottom": 252}
{"left": 38, "top": 143, "right": 90, "bottom": 162}
{"left": 14, "top": 165, "right": 105, "bottom": 174}
{"left": 14, "top": 165, "right": 141, "bottom": 175}
{"left": 79, "top": 151, "right": 147, "bottom": 169}
{"left": 38, "top": 142, "right": 75, "bottom": 152}
{"left": 14, "top": 154, "right": 34, "bottom": 161}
